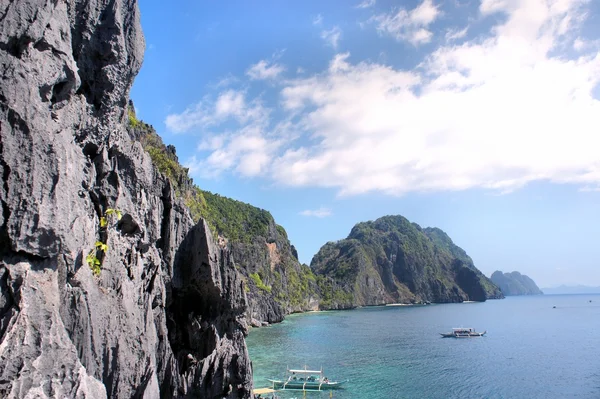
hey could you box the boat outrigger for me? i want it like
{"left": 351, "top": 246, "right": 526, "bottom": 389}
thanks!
{"left": 267, "top": 366, "right": 345, "bottom": 391}
{"left": 440, "top": 328, "right": 486, "bottom": 338}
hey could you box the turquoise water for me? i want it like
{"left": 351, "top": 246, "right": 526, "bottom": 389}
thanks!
{"left": 247, "top": 295, "right": 600, "bottom": 399}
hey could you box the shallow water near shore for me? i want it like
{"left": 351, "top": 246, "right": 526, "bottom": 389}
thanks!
{"left": 247, "top": 295, "right": 600, "bottom": 399}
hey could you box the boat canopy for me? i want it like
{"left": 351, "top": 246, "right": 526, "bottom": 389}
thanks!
{"left": 288, "top": 369, "right": 323, "bottom": 374}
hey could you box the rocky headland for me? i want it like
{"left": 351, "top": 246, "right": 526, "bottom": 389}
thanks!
{"left": 490, "top": 271, "right": 543, "bottom": 296}
{"left": 311, "top": 216, "right": 504, "bottom": 306}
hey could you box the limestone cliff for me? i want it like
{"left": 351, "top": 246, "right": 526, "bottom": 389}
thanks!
{"left": 490, "top": 271, "right": 543, "bottom": 296}
{"left": 128, "top": 119, "right": 323, "bottom": 326}
{"left": 0, "top": 1, "right": 251, "bottom": 397}
{"left": 311, "top": 216, "right": 504, "bottom": 306}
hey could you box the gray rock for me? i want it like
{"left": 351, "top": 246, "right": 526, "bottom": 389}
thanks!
{"left": 0, "top": 0, "right": 252, "bottom": 398}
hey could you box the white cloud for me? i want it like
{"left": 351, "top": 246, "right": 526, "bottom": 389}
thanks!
{"left": 573, "top": 37, "right": 600, "bottom": 52}
{"left": 247, "top": 60, "right": 286, "bottom": 80}
{"left": 164, "top": 99, "right": 212, "bottom": 133}
{"left": 313, "top": 14, "right": 323, "bottom": 25}
{"left": 215, "top": 90, "right": 245, "bottom": 118}
{"left": 445, "top": 27, "right": 468, "bottom": 42}
{"left": 212, "top": 74, "right": 239, "bottom": 89}
{"left": 479, "top": 0, "right": 508, "bottom": 16}
{"left": 177, "top": 0, "right": 600, "bottom": 197}
{"left": 197, "top": 135, "right": 225, "bottom": 151}
{"left": 174, "top": 93, "right": 288, "bottom": 178}
{"left": 321, "top": 26, "right": 342, "bottom": 49}
{"left": 269, "top": 0, "right": 600, "bottom": 196}
{"left": 165, "top": 90, "right": 267, "bottom": 133}
{"left": 356, "top": 0, "right": 376, "bottom": 9}
{"left": 371, "top": 0, "right": 440, "bottom": 45}
{"left": 299, "top": 207, "right": 333, "bottom": 218}
{"left": 190, "top": 121, "right": 282, "bottom": 178}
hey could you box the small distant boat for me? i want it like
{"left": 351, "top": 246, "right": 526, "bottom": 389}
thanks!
{"left": 267, "top": 366, "right": 345, "bottom": 391}
{"left": 440, "top": 328, "right": 486, "bottom": 338}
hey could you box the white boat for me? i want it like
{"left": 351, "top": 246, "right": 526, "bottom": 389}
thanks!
{"left": 440, "top": 328, "right": 486, "bottom": 338}
{"left": 267, "top": 366, "right": 346, "bottom": 391}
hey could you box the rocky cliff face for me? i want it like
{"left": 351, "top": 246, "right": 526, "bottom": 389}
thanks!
{"left": 490, "top": 271, "right": 543, "bottom": 296}
{"left": 127, "top": 120, "right": 323, "bottom": 326}
{"left": 200, "top": 193, "right": 320, "bottom": 326}
{"left": 0, "top": 1, "right": 251, "bottom": 398}
{"left": 311, "top": 216, "right": 503, "bottom": 306}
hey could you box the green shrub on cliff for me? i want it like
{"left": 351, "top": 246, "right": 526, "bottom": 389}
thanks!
{"left": 201, "top": 191, "right": 272, "bottom": 243}
{"left": 249, "top": 272, "right": 272, "bottom": 293}
{"left": 316, "top": 275, "right": 354, "bottom": 309}
{"left": 128, "top": 108, "right": 139, "bottom": 128}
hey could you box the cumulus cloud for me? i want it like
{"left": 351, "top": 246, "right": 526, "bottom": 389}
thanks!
{"left": 299, "top": 207, "right": 333, "bottom": 218}
{"left": 271, "top": 0, "right": 600, "bottom": 195}
{"left": 313, "top": 14, "right": 323, "bottom": 25}
{"left": 166, "top": 89, "right": 281, "bottom": 177}
{"left": 321, "top": 26, "right": 342, "bottom": 49}
{"left": 371, "top": 0, "right": 440, "bottom": 45}
{"left": 165, "top": 90, "right": 267, "bottom": 133}
{"left": 176, "top": 0, "right": 600, "bottom": 197}
{"left": 189, "top": 122, "right": 283, "bottom": 178}
{"left": 247, "top": 60, "right": 286, "bottom": 80}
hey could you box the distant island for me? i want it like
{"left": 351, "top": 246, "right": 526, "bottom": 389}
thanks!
{"left": 490, "top": 271, "right": 543, "bottom": 296}
{"left": 311, "top": 216, "right": 504, "bottom": 306}
{"left": 541, "top": 285, "right": 600, "bottom": 295}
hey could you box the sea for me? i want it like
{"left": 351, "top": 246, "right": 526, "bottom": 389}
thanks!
{"left": 247, "top": 294, "right": 600, "bottom": 399}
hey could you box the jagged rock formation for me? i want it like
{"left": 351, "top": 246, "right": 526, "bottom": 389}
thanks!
{"left": 228, "top": 217, "right": 320, "bottom": 325}
{"left": 490, "top": 271, "right": 543, "bottom": 296}
{"left": 0, "top": 1, "right": 251, "bottom": 398}
{"left": 128, "top": 118, "right": 324, "bottom": 325}
{"left": 311, "top": 216, "right": 504, "bottom": 306}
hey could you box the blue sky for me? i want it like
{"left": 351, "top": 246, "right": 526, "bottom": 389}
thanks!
{"left": 131, "top": 0, "right": 600, "bottom": 288}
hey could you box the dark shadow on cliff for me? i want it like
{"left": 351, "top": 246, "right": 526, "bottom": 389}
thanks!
{"left": 164, "top": 221, "right": 250, "bottom": 398}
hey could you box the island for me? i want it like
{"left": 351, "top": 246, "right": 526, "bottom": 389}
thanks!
{"left": 490, "top": 271, "right": 543, "bottom": 296}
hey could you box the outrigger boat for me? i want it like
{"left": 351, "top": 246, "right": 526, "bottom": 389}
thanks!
{"left": 267, "top": 366, "right": 345, "bottom": 391}
{"left": 440, "top": 328, "right": 486, "bottom": 338}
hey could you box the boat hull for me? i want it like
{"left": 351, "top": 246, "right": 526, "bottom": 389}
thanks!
{"left": 441, "top": 331, "right": 486, "bottom": 338}
{"left": 268, "top": 379, "right": 345, "bottom": 390}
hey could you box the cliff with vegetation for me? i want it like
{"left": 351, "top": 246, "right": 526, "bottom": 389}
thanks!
{"left": 128, "top": 110, "right": 331, "bottom": 325}
{"left": 490, "top": 271, "right": 543, "bottom": 296}
{"left": 0, "top": 1, "right": 251, "bottom": 397}
{"left": 311, "top": 216, "right": 504, "bottom": 306}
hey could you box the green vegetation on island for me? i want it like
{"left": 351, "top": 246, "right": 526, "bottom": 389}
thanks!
{"left": 311, "top": 215, "right": 504, "bottom": 305}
